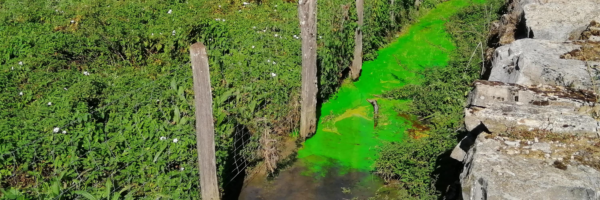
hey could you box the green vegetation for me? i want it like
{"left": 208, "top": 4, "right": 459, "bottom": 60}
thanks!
{"left": 0, "top": 0, "right": 464, "bottom": 199}
{"left": 374, "top": 0, "right": 504, "bottom": 198}
{"left": 298, "top": 0, "right": 467, "bottom": 176}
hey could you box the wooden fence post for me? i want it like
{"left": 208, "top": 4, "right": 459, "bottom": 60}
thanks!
{"left": 390, "top": 0, "right": 395, "bottom": 26}
{"left": 298, "top": 0, "right": 318, "bottom": 139}
{"left": 190, "top": 43, "right": 220, "bottom": 200}
{"left": 351, "top": 0, "right": 364, "bottom": 80}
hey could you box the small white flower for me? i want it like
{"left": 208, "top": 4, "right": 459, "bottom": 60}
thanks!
{"left": 172, "top": 30, "right": 176, "bottom": 36}
{"left": 275, "top": 5, "right": 278, "bottom": 7}
{"left": 160, "top": 32, "right": 162, "bottom": 35}
{"left": 160, "top": 136, "right": 167, "bottom": 140}
{"left": 293, "top": 35, "right": 297, "bottom": 38}
{"left": 53, "top": 127, "right": 60, "bottom": 133}
{"left": 19, "top": 91, "right": 23, "bottom": 96}
{"left": 271, "top": 73, "right": 277, "bottom": 77}
{"left": 151, "top": 33, "right": 154, "bottom": 36}
{"left": 274, "top": 34, "right": 278, "bottom": 37}
{"left": 55, "top": 9, "right": 58, "bottom": 12}
{"left": 48, "top": 102, "right": 52, "bottom": 106}
{"left": 216, "top": 18, "right": 220, "bottom": 21}
{"left": 267, "top": 59, "right": 270, "bottom": 62}
{"left": 167, "top": 9, "right": 172, "bottom": 14}
{"left": 274, "top": 9, "right": 277, "bottom": 12}
{"left": 272, "top": 61, "right": 276, "bottom": 65}
{"left": 173, "top": 138, "right": 178, "bottom": 143}
{"left": 11, "top": 66, "right": 14, "bottom": 70}
{"left": 18, "top": 61, "right": 23, "bottom": 65}
{"left": 63, "top": 88, "right": 68, "bottom": 90}
{"left": 62, "top": 130, "right": 67, "bottom": 134}
{"left": 70, "top": 20, "right": 75, "bottom": 23}
{"left": 253, "top": 26, "right": 256, "bottom": 29}
{"left": 243, "top": 2, "right": 250, "bottom": 5}
{"left": 218, "top": 5, "right": 221, "bottom": 8}
{"left": 180, "top": 167, "right": 185, "bottom": 171}
{"left": 83, "top": 71, "right": 90, "bottom": 76}
{"left": 251, "top": 46, "right": 255, "bottom": 48}
{"left": 222, "top": 19, "right": 225, "bottom": 22}
{"left": 238, "top": 10, "right": 241, "bottom": 12}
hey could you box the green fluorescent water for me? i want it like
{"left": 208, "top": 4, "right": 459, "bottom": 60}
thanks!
{"left": 297, "top": 0, "right": 487, "bottom": 175}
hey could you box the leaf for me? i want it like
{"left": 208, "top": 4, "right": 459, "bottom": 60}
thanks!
{"left": 51, "top": 181, "right": 60, "bottom": 196}
{"left": 173, "top": 105, "right": 180, "bottom": 123}
{"left": 118, "top": 185, "right": 133, "bottom": 194}
{"left": 170, "top": 79, "right": 177, "bottom": 91}
{"left": 111, "top": 191, "right": 122, "bottom": 200}
{"left": 124, "top": 189, "right": 136, "bottom": 200}
{"left": 219, "top": 88, "right": 236, "bottom": 105}
{"left": 216, "top": 110, "right": 226, "bottom": 126}
{"left": 153, "top": 142, "right": 168, "bottom": 163}
{"left": 111, "top": 184, "right": 133, "bottom": 200}
{"left": 74, "top": 191, "right": 98, "bottom": 200}
{"left": 249, "top": 99, "right": 258, "bottom": 113}
{"left": 178, "top": 86, "right": 186, "bottom": 102}
{"left": 105, "top": 179, "right": 112, "bottom": 198}
{"left": 179, "top": 116, "right": 188, "bottom": 126}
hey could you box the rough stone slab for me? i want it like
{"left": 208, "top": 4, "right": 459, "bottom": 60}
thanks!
{"left": 459, "top": 1, "right": 600, "bottom": 198}
{"left": 460, "top": 135, "right": 600, "bottom": 200}
{"left": 488, "top": 39, "right": 600, "bottom": 90}
{"left": 464, "top": 81, "right": 599, "bottom": 136}
{"left": 467, "top": 81, "right": 596, "bottom": 108}
{"left": 522, "top": 0, "right": 600, "bottom": 42}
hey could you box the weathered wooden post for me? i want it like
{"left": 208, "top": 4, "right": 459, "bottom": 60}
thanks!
{"left": 390, "top": 0, "right": 395, "bottom": 26}
{"left": 190, "top": 43, "right": 220, "bottom": 200}
{"left": 350, "top": 0, "right": 364, "bottom": 80}
{"left": 298, "top": 0, "right": 318, "bottom": 139}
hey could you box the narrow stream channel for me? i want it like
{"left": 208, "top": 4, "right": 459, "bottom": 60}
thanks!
{"left": 239, "top": 0, "right": 487, "bottom": 199}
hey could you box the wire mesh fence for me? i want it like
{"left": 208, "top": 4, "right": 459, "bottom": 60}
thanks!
{"left": 212, "top": 58, "right": 302, "bottom": 188}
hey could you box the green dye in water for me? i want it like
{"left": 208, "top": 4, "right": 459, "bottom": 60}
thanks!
{"left": 297, "top": 0, "right": 488, "bottom": 176}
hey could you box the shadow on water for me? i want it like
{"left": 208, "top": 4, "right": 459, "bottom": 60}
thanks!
{"left": 238, "top": 158, "right": 384, "bottom": 200}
